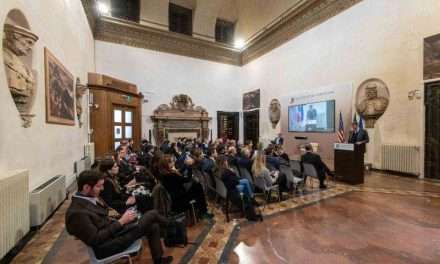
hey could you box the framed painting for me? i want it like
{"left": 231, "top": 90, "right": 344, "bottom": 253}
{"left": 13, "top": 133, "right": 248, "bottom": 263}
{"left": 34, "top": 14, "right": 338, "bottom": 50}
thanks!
{"left": 44, "top": 48, "right": 75, "bottom": 125}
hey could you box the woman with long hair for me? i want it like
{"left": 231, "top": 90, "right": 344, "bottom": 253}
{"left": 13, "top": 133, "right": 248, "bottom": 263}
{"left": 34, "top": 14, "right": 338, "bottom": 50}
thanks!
{"left": 99, "top": 159, "right": 136, "bottom": 214}
{"left": 158, "top": 154, "right": 213, "bottom": 218}
{"left": 216, "top": 155, "right": 254, "bottom": 200}
{"left": 252, "top": 152, "right": 288, "bottom": 191}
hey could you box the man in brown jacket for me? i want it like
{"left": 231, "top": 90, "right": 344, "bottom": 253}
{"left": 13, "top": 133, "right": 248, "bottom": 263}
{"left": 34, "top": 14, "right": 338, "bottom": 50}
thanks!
{"left": 65, "top": 170, "right": 172, "bottom": 264}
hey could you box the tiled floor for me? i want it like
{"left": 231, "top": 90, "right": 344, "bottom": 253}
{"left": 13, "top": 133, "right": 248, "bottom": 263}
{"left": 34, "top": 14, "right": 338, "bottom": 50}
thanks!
{"left": 8, "top": 172, "right": 440, "bottom": 264}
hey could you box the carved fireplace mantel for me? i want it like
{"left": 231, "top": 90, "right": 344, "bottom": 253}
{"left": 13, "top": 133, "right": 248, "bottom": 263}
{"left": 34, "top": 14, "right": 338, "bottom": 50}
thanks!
{"left": 151, "top": 94, "right": 211, "bottom": 144}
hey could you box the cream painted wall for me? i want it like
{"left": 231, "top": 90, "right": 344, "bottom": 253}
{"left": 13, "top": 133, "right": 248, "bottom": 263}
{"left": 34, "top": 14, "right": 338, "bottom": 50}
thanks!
{"left": 94, "top": 40, "right": 243, "bottom": 144}
{"left": 241, "top": 0, "right": 440, "bottom": 175}
{"left": 0, "top": 0, "right": 95, "bottom": 190}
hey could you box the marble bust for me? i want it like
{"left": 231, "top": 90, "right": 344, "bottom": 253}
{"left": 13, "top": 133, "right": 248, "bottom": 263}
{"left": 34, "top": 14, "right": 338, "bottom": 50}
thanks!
{"left": 269, "top": 98, "right": 281, "bottom": 128}
{"left": 3, "top": 23, "right": 38, "bottom": 127}
{"left": 356, "top": 79, "right": 389, "bottom": 128}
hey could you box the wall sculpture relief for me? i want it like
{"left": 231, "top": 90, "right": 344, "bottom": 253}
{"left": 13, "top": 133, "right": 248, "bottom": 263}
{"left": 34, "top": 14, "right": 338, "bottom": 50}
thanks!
{"left": 269, "top": 98, "right": 281, "bottom": 128}
{"left": 3, "top": 23, "right": 39, "bottom": 127}
{"left": 355, "top": 78, "right": 389, "bottom": 128}
{"left": 75, "top": 77, "right": 88, "bottom": 127}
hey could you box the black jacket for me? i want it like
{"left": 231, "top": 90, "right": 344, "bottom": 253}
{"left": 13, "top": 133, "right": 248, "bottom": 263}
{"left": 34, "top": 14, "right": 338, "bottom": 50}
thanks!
{"left": 348, "top": 129, "right": 369, "bottom": 144}
{"left": 100, "top": 174, "right": 129, "bottom": 214}
{"left": 300, "top": 151, "right": 331, "bottom": 177}
{"left": 65, "top": 195, "right": 133, "bottom": 259}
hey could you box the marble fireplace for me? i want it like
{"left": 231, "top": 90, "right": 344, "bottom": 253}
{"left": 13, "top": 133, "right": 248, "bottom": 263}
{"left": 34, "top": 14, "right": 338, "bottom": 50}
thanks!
{"left": 151, "top": 94, "right": 211, "bottom": 144}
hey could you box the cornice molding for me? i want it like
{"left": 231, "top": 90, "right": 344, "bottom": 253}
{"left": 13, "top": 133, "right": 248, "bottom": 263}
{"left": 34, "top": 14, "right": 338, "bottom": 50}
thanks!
{"left": 95, "top": 16, "right": 242, "bottom": 66}
{"left": 81, "top": 0, "right": 362, "bottom": 66}
{"left": 241, "top": 0, "right": 363, "bottom": 65}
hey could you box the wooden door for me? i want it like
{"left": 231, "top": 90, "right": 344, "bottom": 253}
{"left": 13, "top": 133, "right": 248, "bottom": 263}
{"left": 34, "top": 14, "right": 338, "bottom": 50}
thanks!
{"left": 217, "top": 111, "right": 239, "bottom": 140}
{"left": 112, "top": 106, "right": 136, "bottom": 150}
{"left": 243, "top": 110, "right": 259, "bottom": 146}
{"left": 425, "top": 82, "right": 440, "bottom": 179}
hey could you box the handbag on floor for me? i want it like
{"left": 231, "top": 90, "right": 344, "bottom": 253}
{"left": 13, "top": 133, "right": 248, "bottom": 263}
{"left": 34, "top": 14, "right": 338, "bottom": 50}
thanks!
{"left": 164, "top": 213, "right": 188, "bottom": 247}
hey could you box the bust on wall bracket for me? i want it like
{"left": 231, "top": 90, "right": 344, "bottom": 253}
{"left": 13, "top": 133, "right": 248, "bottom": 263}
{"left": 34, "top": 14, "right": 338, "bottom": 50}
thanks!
{"left": 3, "top": 21, "right": 39, "bottom": 128}
{"left": 355, "top": 78, "right": 390, "bottom": 128}
{"left": 269, "top": 98, "right": 281, "bottom": 129}
{"left": 75, "top": 78, "right": 88, "bottom": 127}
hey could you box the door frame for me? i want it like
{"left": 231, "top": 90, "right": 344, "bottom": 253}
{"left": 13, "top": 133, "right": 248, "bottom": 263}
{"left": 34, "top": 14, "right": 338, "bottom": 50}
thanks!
{"left": 243, "top": 109, "right": 260, "bottom": 146}
{"left": 217, "top": 111, "right": 239, "bottom": 140}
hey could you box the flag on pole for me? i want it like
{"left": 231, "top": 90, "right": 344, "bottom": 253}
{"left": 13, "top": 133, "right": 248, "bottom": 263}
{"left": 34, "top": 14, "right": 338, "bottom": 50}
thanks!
{"left": 337, "top": 111, "right": 345, "bottom": 143}
{"left": 358, "top": 115, "right": 364, "bottom": 129}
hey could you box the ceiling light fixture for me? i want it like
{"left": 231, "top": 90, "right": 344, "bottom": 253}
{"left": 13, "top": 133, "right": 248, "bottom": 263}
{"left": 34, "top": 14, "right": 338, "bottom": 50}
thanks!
{"left": 97, "top": 2, "right": 110, "bottom": 15}
{"left": 234, "top": 39, "right": 245, "bottom": 49}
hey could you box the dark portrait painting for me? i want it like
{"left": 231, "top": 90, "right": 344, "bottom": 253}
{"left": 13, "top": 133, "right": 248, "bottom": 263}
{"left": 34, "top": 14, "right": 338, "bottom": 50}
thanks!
{"left": 44, "top": 48, "right": 75, "bottom": 125}
{"left": 424, "top": 33, "right": 440, "bottom": 80}
{"left": 243, "top": 89, "right": 260, "bottom": 111}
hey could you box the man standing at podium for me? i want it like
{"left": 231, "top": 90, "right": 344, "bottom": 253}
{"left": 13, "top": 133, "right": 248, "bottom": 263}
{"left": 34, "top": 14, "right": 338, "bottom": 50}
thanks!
{"left": 348, "top": 121, "right": 369, "bottom": 144}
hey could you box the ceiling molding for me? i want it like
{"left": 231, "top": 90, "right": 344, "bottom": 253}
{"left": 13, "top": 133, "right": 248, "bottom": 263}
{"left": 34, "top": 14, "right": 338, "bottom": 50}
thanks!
{"left": 81, "top": 0, "right": 362, "bottom": 66}
{"left": 95, "top": 16, "right": 242, "bottom": 66}
{"left": 241, "top": 0, "right": 363, "bottom": 65}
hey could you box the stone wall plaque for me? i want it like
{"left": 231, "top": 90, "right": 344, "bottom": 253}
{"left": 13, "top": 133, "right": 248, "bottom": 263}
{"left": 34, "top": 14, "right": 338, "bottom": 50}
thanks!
{"left": 355, "top": 78, "right": 389, "bottom": 128}
{"left": 75, "top": 77, "right": 88, "bottom": 127}
{"left": 3, "top": 23, "right": 38, "bottom": 127}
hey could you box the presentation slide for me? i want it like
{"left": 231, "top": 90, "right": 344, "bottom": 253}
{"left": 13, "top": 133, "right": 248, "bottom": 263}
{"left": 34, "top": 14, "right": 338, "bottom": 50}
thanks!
{"left": 288, "top": 100, "right": 335, "bottom": 132}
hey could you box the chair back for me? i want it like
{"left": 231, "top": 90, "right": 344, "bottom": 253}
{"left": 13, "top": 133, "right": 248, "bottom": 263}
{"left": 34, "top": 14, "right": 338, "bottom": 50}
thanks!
{"left": 202, "top": 171, "right": 216, "bottom": 192}
{"left": 214, "top": 177, "right": 228, "bottom": 199}
{"left": 230, "top": 165, "right": 240, "bottom": 175}
{"left": 192, "top": 169, "right": 207, "bottom": 191}
{"left": 289, "top": 160, "right": 301, "bottom": 174}
{"left": 303, "top": 163, "right": 318, "bottom": 178}
{"left": 280, "top": 164, "right": 302, "bottom": 186}
{"left": 254, "top": 175, "right": 267, "bottom": 191}
{"left": 152, "top": 183, "right": 172, "bottom": 216}
{"left": 238, "top": 166, "right": 254, "bottom": 185}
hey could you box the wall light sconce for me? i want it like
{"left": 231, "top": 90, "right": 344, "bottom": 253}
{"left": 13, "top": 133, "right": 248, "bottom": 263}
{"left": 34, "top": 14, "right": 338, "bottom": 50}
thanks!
{"left": 408, "top": 89, "right": 421, "bottom": 100}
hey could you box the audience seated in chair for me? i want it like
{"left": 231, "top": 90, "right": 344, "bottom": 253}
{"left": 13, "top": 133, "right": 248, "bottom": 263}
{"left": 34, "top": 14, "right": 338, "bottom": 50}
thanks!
{"left": 300, "top": 144, "right": 334, "bottom": 189}
{"left": 99, "top": 159, "right": 136, "bottom": 214}
{"left": 252, "top": 152, "right": 288, "bottom": 192}
{"left": 65, "top": 170, "right": 172, "bottom": 264}
{"left": 157, "top": 154, "right": 213, "bottom": 219}
{"left": 216, "top": 155, "right": 261, "bottom": 221}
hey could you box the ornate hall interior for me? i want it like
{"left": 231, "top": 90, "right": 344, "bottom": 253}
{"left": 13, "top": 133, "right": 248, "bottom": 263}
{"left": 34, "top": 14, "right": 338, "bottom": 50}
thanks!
{"left": 1, "top": 0, "right": 440, "bottom": 263}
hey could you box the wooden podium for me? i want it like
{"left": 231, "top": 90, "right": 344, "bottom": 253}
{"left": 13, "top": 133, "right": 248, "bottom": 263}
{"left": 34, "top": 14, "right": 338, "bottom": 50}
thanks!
{"left": 334, "top": 143, "right": 365, "bottom": 185}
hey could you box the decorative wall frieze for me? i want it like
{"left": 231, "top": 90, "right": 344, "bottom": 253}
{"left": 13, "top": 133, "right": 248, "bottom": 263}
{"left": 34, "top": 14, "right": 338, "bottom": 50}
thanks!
{"left": 95, "top": 16, "right": 242, "bottom": 66}
{"left": 81, "top": 0, "right": 362, "bottom": 66}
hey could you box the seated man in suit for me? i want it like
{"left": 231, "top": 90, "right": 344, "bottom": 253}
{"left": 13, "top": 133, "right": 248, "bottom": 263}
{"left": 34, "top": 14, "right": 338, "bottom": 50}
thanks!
{"left": 348, "top": 122, "right": 369, "bottom": 144}
{"left": 65, "top": 170, "right": 172, "bottom": 264}
{"left": 274, "top": 133, "right": 284, "bottom": 145}
{"left": 300, "top": 144, "right": 334, "bottom": 189}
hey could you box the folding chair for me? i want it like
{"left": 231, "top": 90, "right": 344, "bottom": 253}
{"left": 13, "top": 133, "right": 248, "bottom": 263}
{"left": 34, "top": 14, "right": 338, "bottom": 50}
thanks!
{"left": 87, "top": 239, "right": 142, "bottom": 264}
{"left": 302, "top": 163, "right": 319, "bottom": 189}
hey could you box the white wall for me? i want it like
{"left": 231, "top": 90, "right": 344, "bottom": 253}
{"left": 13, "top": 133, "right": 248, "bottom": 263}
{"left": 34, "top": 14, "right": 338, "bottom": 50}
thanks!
{"left": 0, "top": 0, "right": 95, "bottom": 190}
{"left": 95, "top": 40, "right": 243, "bottom": 144}
{"left": 241, "top": 0, "right": 440, "bottom": 173}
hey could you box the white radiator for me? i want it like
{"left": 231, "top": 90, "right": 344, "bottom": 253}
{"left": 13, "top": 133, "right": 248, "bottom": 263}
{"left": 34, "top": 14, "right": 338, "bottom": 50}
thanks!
{"left": 30, "top": 175, "right": 66, "bottom": 227}
{"left": 84, "top": 142, "right": 95, "bottom": 165}
{"left": 381, "top": 145, "right": 420, "bottom": 175}
{"left": 0, "top": 170, "right": 29, "bottom": 259}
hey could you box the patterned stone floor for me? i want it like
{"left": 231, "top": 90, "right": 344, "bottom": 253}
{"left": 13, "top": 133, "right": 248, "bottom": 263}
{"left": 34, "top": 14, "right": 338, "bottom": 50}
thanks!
{"left": 7, "top": 171, "right": 440, "bottom": 264}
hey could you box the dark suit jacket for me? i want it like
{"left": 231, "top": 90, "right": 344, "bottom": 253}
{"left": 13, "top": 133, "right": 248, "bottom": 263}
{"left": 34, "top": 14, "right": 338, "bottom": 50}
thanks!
{"left": 300, "top": 151, "right": 330, "bottom": 178}
{"left": 100, "top": 176, "right": 129, "bottom": 214}
{"left": 348, "top": 129, "right": 369, "bottom": 144}
{"left": 275, "top": 136, "right": 284, "bottom": 145}
{"left": 65, "top": 195, "right": 138, "bottom": 259}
